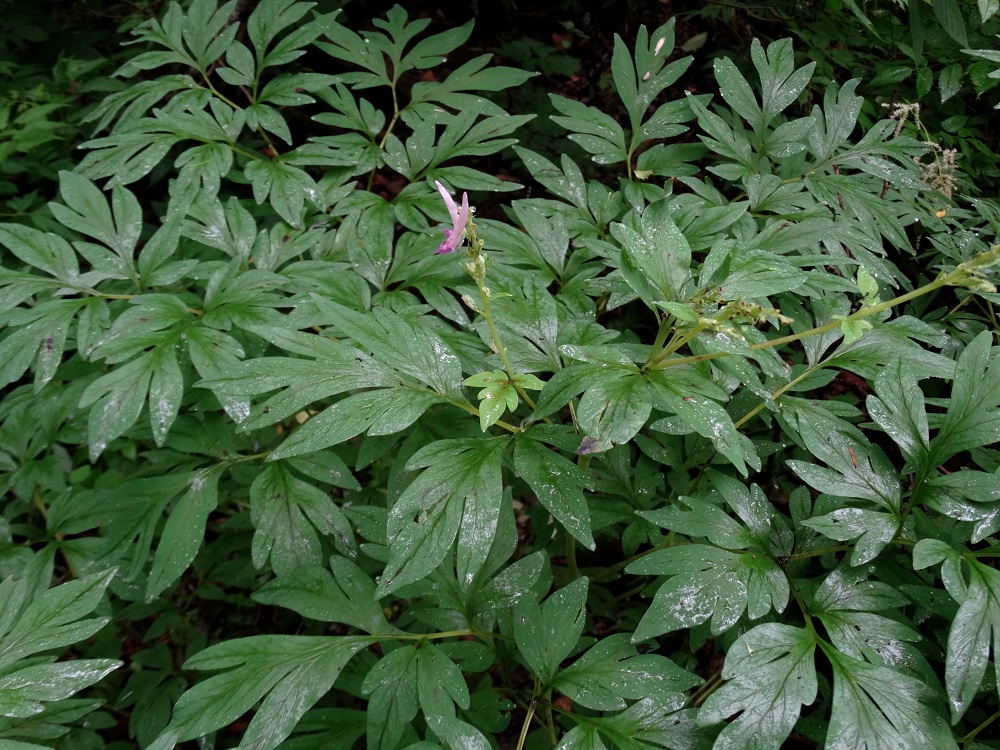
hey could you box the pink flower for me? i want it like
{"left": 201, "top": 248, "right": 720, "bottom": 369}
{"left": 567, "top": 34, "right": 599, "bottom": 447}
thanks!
{"left": 434, "top": 180, "right": 470, "bottom": 254}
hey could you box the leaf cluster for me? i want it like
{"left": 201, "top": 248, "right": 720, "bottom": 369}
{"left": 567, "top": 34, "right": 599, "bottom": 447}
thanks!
{"left": 0, "top": 2, "right": 999, "bottom": 750}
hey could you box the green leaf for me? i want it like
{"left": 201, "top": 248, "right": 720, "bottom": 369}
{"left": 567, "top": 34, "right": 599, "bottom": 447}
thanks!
{"left": 611, "top": 199, "right": 691, "bottom": 305}
{"left": 311, "top": 296, "right": 464, "bottom": 396}
{"left": 803, "top": 508, "right": 899, "bottom": 566}
{"left": 627, "top": 545, "right": 788, "bottom": 639}
{"left": 648, "top": 371, "right": 752, "bottom": 476}
{"left": 0, "top": 224, "right": 79, "bottom": 282}
{"left": 200, "top": 332, "right": 397, "bottom": 430}
{"left": 822, "top": 643, "right": 956, "bottom": 749}
{"left": 362, "top": 645, "right": 419, "bottom": 750}
{"left": 514, "top": 434, "right": 596, "bottom": 549}
{"left": 79, "top": 351, "right": 154, "bottom": 461}
{"left": 378, "top": 437, "right": 510, "bottom": 596}
{"left": 409, "top": 54, "right": 536, "bottom": 114}
{"left": 941, "top": 558, "right": 1000, "bottom": 722}
{"left": 401, "top": 20, "right": 473, "bottom": 70}
{"left": 639, "top": 495, "right": 753, "bottom": 550}
{"left": 250, "top": 462, "right": 354, "bottom": 576}
{"left": 427, "top": 715, "right": 491, "bottom": 750}
{"left": 933, "top": 0, "right": 969, "bottom": 46}
{"left": 0, "top": 659, "right": 121, "bottom": 719}
{"left": 552, "top": 633, "right": 700, "bottom": 711}
{"left": 749, "top": 38, "right": 815, "bottom": 126}
{"left": 939, "top": 63, "right": 963, "bottom": 102}
{"left": 0, "top": 299, "right": 83, "bottom": 392}
{"left": 0, "top": 569, "right": 115, "bottom": 669}
{"left": 576, "top": 371, "right": 652, "bottom": 447}
{"left": 252, "top": 557, "right": 392, "bottom": 635}
{"left": 813, "top": 569, "right": 928, "bottom": 676}
{"left": 867, "top": 359, "right": 931, "bottom": 473}
{"left": 269, "top": 388, "right": 446, "bottom": 460}
{"left": 145, "top": 468, "right": 221, "bottom": 602}
{"left": 559, "top": 699, "right": 702, "bottom": 750}
{"left": 512, "top": 148, "right": 588, "bottom": 212}
{"left": 246, "top": 0, "right": 317, "bottom": 65}
{"left": 50, "top": 171, "right": 142, "bottom": 260}
{"left": 787, "top": 442, "right": 900, "bottom": 512}
{"left": 417, "top": 644, "right": 471, "bottom": 717}
{"left": 698, "top": 624, "right": 817, "bottom": 750}
{"left": 245, "top": 159, "right": 320, "bottom": 229}
{"left": 928, "top": 331, "right": 1000, "bottom": 467}
{"left": 514, "top": 577, "right": 588, "bottom": 684}
{"left": 714, "top": 57, "right": 762, "bottom": 132}
{"left": 149, "top": 635, "right": 371, "bottom": 750}
{"left": 549, "top": 94, "right": 627, "bottom": 165}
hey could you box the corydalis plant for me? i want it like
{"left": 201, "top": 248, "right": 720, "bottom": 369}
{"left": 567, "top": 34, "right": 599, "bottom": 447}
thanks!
{"left": 0, "top": 3, "right": 999, "bottom": 750}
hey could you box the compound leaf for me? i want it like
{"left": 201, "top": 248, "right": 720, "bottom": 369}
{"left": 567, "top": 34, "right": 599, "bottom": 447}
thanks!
{"left": 698, "top": 624, "right": 817, "bottom": 750}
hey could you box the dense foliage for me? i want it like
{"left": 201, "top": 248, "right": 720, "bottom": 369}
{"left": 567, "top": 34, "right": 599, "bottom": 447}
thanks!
{"left": 2, "top": 0, "right": 1000, "bottom": 748}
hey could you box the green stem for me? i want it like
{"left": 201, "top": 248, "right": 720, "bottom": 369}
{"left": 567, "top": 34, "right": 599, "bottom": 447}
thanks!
{"left": 566, "top": 534, "right": 579, "bottom": 581}
{"left": 368, "top": 85, "right": 400, "bottom": 192}
{"left": 515, "top": 698, "right": 538, "bottom": 750}
{"left": 545, "top": 691, "right": 558, "bottom": 748}
{"left": 688, "top": 672, "right": 724, "bottom": 708}
{"left": 465, "top": 224, "right": 539, "bottom": 412}
{"left": 646, "top": 322, "right": 705, "bottom": 368}
{"left": 446, "top": 396, "right": 519, "bottom": 433}
{"left": 383, "top": 629, "right": 475, "bottom": 641}
{"left": 588, "top": 534, "right": 674, "bottom": 583}
{"left": 476, "top": 282, "right": 537, "bottom": 410}
{"left": 783, "top": 545, "right": 850, "bottom": 562}
{"left": 200, "top": 72, "right": 280, "bottom": 157}
{"left": 733, "top": 364, "right": 818, "bottom": 430}
{"left": 962, "top": 707, "right": 1000, "bottom": 746}
{"left": 788, "top": 574, "right": 816, "bottom": 633}
{"left": 647, "top": 265, "right": 966, "bottom": 372}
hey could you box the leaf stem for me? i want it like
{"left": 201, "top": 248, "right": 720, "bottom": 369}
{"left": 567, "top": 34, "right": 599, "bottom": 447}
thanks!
{"left": 200, "top": 72, "right": 281, "bottom": 156}
{"left": 962, "top": 707, "right": 1000, "bottom": 746}
{"left": 446, "top": 397, "right": 519, "bottom": 433}
{"left": 384, "top": 629, "right": 475, "bottom": 640}
{"left": 467, "top": 224, "right": 538, "bottom": 411}
{"left": 566, "top": 534, "right": 579, "bottom": 581}
{"left": 732, "top": 363, "right": 819, "bottom": 429}
{"left": 515, "top": 699, "right": 538, "bottom": 750}
{"left": 783, "top": 545, "right": 850, "bottom": 562}
{"left": 646, "top": 257, "right": 991, "bottom": 372}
